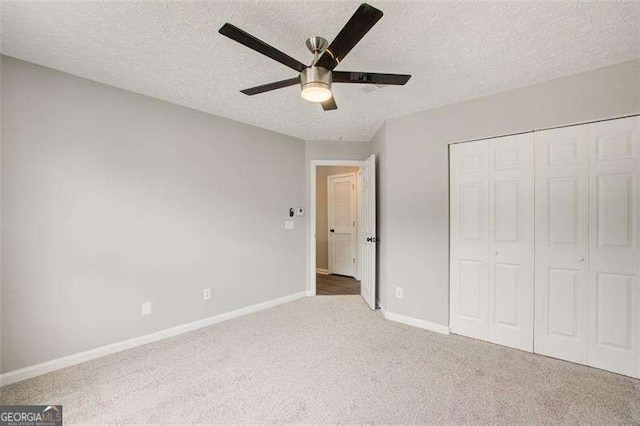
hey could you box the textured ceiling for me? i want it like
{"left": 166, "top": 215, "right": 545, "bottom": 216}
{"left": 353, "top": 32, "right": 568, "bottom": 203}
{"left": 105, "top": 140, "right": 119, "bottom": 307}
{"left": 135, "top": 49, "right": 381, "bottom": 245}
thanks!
{"left": 1, "top": 1, "right": 639, "bottom": 141}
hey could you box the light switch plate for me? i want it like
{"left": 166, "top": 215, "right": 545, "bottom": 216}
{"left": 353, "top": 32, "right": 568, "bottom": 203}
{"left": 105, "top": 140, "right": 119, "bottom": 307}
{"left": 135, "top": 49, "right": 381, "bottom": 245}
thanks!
{"left": 285, "top": 220, "right": 294, "bottom": 230}
{"left": 203, "top": 288, "right": 211, "bottom": 300}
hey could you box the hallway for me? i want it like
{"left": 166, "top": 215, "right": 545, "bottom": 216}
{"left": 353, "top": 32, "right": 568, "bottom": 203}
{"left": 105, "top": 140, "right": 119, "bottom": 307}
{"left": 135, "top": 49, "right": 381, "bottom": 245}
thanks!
{"left": 316, "top": 273, "right": 361, "bottom": 295}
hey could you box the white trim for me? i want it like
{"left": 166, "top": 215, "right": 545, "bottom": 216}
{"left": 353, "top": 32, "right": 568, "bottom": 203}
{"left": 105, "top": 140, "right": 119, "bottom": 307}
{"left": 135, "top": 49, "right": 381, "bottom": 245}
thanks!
{"left": 377, "top": 302, "right": 386, "bottom": 318}
{"left": 0, "top": 291, "right": 308, "bottom": 387}
{"left": 312, "top": 160, "right": 365, "bottom": 167}
{"left": 384, "top": 311, "right": 450, "bottom": 335}
{"left": 309, "top": 160, "right": 363, "bottom": 296}
{"left": 316, "top": 268, "right": 330, "bottom": 275}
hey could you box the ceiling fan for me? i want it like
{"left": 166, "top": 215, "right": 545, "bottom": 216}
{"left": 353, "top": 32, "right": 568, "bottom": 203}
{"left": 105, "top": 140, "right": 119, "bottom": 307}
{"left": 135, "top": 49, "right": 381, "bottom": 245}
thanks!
{"left": 218, "top": 3, "right": 411, "bottom": 111}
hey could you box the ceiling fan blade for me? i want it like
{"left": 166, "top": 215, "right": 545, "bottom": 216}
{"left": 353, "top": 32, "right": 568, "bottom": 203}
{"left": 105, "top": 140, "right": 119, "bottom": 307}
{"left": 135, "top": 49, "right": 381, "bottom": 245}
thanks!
{"left": 240, "top": 77, "right": 300, "bottom": 96}
{"left": 315, "top": 3, "right": 383, "bottom": 71}
{"left": 321, "top": 97, "right": 338, "bottom": 111}
{"left": 219, "top": 23, "right": 307, "bottom": 72}
{"left": 332, "top": 71, "right": 411, "bottom": 85}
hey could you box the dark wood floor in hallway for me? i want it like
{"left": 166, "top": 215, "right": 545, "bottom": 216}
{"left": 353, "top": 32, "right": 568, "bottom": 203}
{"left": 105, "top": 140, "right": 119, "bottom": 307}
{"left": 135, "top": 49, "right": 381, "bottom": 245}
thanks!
{"left": 316, "top": 273, "right": 361, "bottom": 295}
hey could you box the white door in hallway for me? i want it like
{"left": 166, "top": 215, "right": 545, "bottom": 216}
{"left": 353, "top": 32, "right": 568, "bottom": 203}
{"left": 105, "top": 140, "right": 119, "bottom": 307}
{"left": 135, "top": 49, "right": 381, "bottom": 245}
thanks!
{"left": 534, "top": 125, "right": 589, "bottom": 364}
{"left": 450, "top": 141, "right": 490, "bottom": 341}
{"left": 487, "top": 134, "right": 535, "bottom": 351}
{"left": 586, "top": 116, "right": 639, "bottom": 378}
{"left": 360, "top": 154, "right": 377, "bottom": 309}
{"left": 328, "top": 172, "right": 357, "bottom": 277}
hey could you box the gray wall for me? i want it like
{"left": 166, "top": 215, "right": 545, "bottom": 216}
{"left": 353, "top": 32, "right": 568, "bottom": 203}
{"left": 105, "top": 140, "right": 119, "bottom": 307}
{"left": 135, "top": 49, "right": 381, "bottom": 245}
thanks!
{"left": 382, "top": 58, "right": 640, "bottom": 326}
{"left": 304, "top": 141, "right": 372, "bottom": 164}
{"left": 1, "top": 56, "right": 306, "bottom": 373}
{"left": 315, "top": 166, "right": 359, "bottom": 271}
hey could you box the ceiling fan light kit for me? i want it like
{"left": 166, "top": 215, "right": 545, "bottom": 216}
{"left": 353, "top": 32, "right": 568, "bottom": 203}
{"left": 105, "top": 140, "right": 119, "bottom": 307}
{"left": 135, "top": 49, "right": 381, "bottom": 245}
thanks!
{"left": 219, "top": 3, "right": 411, "bottom": 111}
{"left": 300, "top": 65, "right": 332, "bottom": 103}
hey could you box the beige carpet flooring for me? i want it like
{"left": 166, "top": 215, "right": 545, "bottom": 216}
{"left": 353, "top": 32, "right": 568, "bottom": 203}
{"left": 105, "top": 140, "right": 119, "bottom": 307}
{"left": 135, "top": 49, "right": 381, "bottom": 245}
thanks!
{"left": 1, "top": 295, "right": 639, "bottom": 423}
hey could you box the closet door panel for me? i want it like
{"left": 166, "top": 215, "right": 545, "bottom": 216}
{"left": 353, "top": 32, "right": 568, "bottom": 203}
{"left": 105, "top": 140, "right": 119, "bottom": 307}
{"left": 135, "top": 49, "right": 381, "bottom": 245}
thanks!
{"left": 450, "top": 141, "right": 490, "bottom": 340}
{"left": 534, "top": 126, "right": 588, "bottom": 363}
{"left": 488, "top": 134, "right": 534, "bottom": 351}
{"left": 587, "top": 116, "right": 640, "bottom": 378}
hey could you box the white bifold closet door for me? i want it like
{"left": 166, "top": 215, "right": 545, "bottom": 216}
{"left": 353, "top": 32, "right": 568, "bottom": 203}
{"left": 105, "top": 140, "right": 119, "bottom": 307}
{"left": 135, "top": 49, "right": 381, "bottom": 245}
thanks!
{"left": 450, "top": 140, "right": 490, "bottom": 340}
{"left": 587, "top": 117, "right": 640, "bottom": 378}
{"left": 450, "top": 133, "right": 534, "bottom": 352}
{"left": 535, "top": 116, "right": 640, "bottom": 378}
{"left": 534, "top": 125, "right": 589, "bottom": 364}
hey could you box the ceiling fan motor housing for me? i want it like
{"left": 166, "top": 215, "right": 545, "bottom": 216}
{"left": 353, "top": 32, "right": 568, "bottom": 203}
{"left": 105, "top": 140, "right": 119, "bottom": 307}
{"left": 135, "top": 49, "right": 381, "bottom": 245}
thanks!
{"left": 300, "top": 66, "right": 332, "bottom": 92}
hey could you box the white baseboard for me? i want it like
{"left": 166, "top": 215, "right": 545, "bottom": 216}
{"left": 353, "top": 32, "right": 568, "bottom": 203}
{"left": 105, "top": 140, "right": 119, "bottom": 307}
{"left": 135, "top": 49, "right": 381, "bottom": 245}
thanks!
{"left": 0, "top": 290, "right": 308, "bottom": 387}
{"left": 384, "top": 311, "right": 450, "bottom": 335}
{"left": 315, "top": 268, "right": 330, "bottom": 275}
{"left": 306, "top": 290, "right": 315, "bottom": 296}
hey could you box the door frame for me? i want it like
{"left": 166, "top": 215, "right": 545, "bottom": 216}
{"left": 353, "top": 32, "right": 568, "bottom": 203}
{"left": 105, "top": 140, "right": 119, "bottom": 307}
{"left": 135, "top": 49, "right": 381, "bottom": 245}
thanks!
{"left": 309, "top": 160, "right": 364, "bottom": 296}
{"left": 327, "top": 172, "right": 358, "bottom": 277}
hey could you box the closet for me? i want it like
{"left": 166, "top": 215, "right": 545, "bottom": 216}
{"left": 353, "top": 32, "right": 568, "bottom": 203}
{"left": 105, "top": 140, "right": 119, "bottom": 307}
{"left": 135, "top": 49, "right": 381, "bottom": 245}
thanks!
{"left": 450, "top": 115, "right": 640, "bottom": 378}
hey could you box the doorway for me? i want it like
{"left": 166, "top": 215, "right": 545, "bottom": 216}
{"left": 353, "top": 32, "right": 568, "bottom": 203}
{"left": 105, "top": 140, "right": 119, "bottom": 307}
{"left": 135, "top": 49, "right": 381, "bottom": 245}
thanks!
{"left": 309, "top": 156, "right": 377, "bottom": 308}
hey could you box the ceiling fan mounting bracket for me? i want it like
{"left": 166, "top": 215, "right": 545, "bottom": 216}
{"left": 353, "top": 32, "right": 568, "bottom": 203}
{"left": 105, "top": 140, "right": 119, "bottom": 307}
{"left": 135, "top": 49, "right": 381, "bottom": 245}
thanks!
{"left": 305, "top": 36, "right": 329, "bottom": 54}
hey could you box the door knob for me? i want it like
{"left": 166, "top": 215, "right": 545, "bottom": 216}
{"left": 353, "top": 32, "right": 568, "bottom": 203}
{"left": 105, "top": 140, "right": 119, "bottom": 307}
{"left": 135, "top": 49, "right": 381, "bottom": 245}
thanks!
{"left": 330, "top": 229, "right": 335, "bottom": 233}
{"left": 577, "top": 256, "right": 584, "bottom": 262}
{"left": 493, "top": 250, "right": 498, "bottom": 255}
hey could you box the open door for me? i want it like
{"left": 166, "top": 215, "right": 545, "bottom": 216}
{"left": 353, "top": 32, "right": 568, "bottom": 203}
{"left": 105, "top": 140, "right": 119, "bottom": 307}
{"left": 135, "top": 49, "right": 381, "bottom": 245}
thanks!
{"left": 360, "top": 154, "right": 376, "bottom": 309}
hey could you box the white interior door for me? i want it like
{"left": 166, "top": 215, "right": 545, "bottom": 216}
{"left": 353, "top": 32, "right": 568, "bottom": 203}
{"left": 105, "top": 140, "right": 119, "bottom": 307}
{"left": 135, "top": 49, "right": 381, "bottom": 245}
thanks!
{"left": 360, "top": 154, "right": 376, "bottom": 310}
{"left": 487, "top": 134, "right": 535, "bottom": 351}
{"left": 328, "top": 173, "right": 356, "bottom": 277}
{"left": 586, "top": 116, "right": 639, "bottom": 378}
{"left": 534, "top": 125, "right": 589, "bottom": 364}
{"left": 450, "top": 141, "right": 490, "bottom": 341}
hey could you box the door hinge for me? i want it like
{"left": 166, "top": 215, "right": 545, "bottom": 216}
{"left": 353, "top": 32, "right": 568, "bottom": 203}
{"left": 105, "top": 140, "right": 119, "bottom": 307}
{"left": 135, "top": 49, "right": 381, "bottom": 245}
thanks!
{"left": 352, "top": 184, "right": 355, "bottom": 190}
{"left": 353, "top": 258, "right": 355, "bottom": 264}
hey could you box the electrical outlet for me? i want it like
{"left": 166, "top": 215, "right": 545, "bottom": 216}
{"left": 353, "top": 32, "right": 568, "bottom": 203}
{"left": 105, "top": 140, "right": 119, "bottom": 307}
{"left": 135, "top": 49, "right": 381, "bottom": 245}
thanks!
{"left": 141, "top": 302, "right": 152, "bottom": 316}
{"left": 203, "top": 288, "right": 211, "bottom": 300}
{"left": 396, "top": 287, "right": 403, "bottom": 299}
{"left": 284, "top": 220, "right": 294, "bottom": 230}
